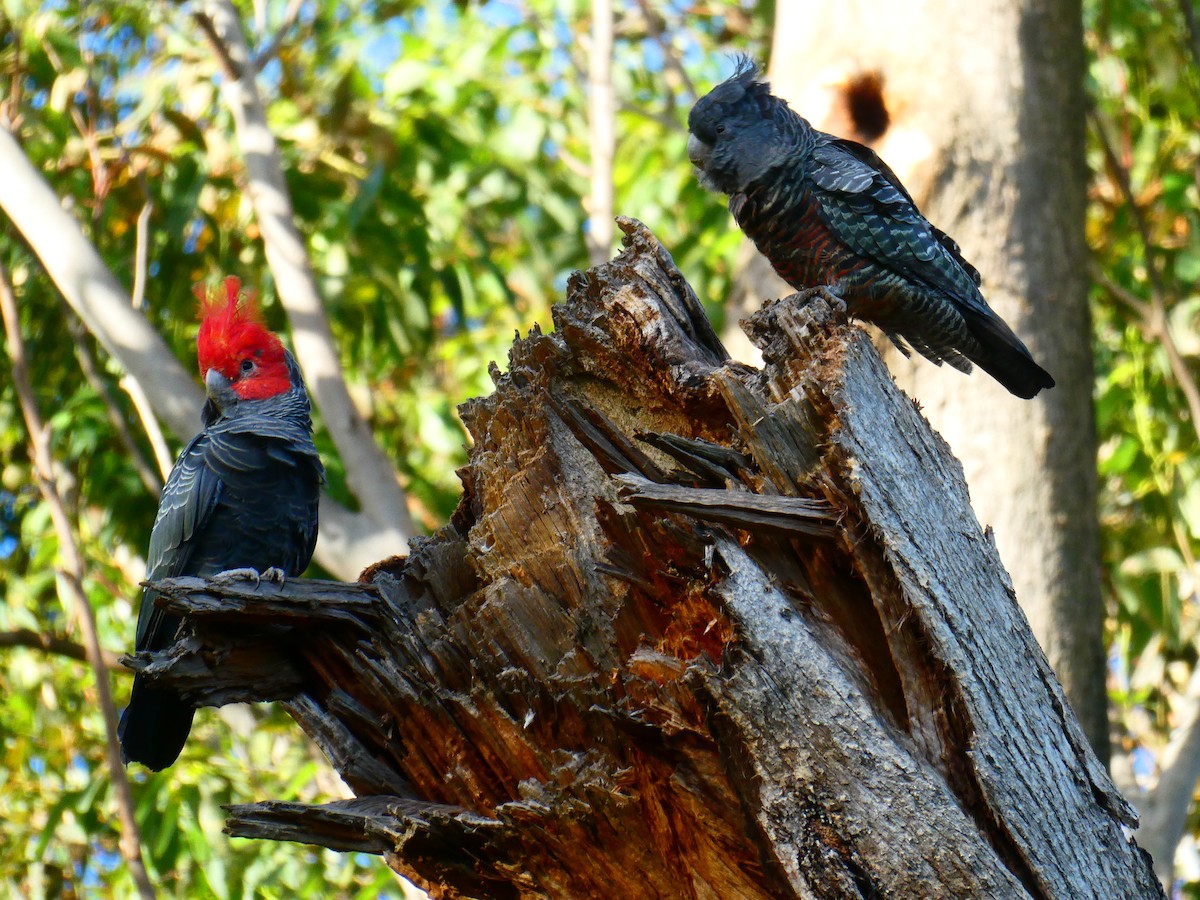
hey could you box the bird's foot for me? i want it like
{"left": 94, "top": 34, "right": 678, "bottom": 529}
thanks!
{"left": 259, "top": 567, "right": 287, "bottom": 586}
{"left": 210, "top": 567, "right": 267, "bottom": 587}
{"left": 794, "top": 286, "right": 847, "bottom": 315}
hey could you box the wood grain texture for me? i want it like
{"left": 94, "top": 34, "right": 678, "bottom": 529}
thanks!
{"left": 141, "top": 219, "right": 1159, "bottom": 898}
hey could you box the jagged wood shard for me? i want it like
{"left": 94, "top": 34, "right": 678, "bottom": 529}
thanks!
{"left": 144, "top": 218, "right": 1161, "bottom": 898}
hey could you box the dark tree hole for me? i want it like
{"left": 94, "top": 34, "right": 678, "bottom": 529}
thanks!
{"left": 844, "top": 72, "right": 890, "bottom": 143}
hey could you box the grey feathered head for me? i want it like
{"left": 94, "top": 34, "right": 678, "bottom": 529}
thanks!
{"left": 687, "top": 57, "right": 810, "bottom": 195}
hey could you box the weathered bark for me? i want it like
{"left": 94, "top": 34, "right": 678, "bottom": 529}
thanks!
{"left": 732, "top": 0, "right": 1108, "bottom": 760}
{"left": 140, "top": 220, "right": 1157, "bottom": 897}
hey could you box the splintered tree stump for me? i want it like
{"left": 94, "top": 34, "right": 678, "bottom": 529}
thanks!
{"left": 143, "top": 218, "right": 1162, "bottom": 898}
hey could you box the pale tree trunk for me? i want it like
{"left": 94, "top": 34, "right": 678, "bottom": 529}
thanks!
{"left": 0, "top": 124, "right": 408, "bottom": 582}
{"left": 133, "top": 220, "right": 1160, "bottom": 897}
{"left": 731, "top": 0, "right": 1108, "bottom": 760}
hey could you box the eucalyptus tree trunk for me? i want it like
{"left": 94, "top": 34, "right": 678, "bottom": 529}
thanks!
{"left": 731, "top": 0, "right": 1108, "bottom": 760}
{"left": 132, "top": 221, "right": 1159, "bottom": 897}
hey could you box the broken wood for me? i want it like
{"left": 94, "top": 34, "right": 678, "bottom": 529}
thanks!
{"left": 141, "top": 218, "right": 1162, "bottom": 898}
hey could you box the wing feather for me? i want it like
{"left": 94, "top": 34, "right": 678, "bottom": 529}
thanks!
{"left": 135, "top": 434, "right": 221, "bottom": 648}
{"left": 134, "top": 420, "right": 320, "bottom": 650}
{"left": 808, "top": 139, "right": 986, "bottom": 309}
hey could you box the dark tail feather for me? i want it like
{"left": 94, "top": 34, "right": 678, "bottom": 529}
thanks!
{"left": 118, "top": 678, "right": 195, "bottom": 771}
{"left": 975, "top": 348, "right": 1055, "bottom": 399}
{"left": 963, "top": 307, "right": 1056, "bottom": 399}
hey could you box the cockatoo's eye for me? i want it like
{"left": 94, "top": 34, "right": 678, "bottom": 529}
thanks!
{"left": 240, "top": 358, "right": 257, "bottom": 375}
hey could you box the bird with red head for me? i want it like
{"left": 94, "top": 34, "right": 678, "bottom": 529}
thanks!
{"left": 118, "top": 279, "right": 324, "bottom": 771}
{"left": 196, "top": 276, "right": 292, "bottom": 402}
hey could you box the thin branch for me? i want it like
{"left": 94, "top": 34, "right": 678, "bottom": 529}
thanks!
{"left": 635, "top": 2, "right": 696, "bottom": 104}
{"left": 586, "top": 0, "right": 616, "bottom": 266}
{"left": 1175, "top": 0, "right": 1200, "bottom": 78}
{"left": 556, "top": 146, "right": 590, "bottom": 180}
{"left": 1091, "top": 263, "right": 1152, "bottom": 321}
{"left": 618, "top": 101, "right": 678, "bottom": 131}
{"left": 195, "top": 1, "right": 415, "bottom": 549}
{"left": 1170, "top": 513, "right": 1200, "bottom": 600}
{"left": 2, "top": 25, "right": 23, "bottom": 129}
{"left": 0, "top": 627, "right": 125, "bottom": 670}
{"left": 0, "top": 260, "right": 155, "bottom": 900}
{"left": 253, "top": 0, "right": 304, "bottom": 72}
{"left": 1088, "top": 112, "right": 1168, "bottom": 298}
{"left": 193, "top": 9, "right": 241, "bottom": 80}
{"left": 1089, "top": 110, "right": 1200, "bottom": 438}
{"left": 1091, "top": 269, "right": 1200, "bottom": 608}
{"left": 130, "top": 200, "right": 152, "bottom": 311}
{"left": 126, "top": 195, "right": 174, "bottom": 481}
{"left": 50, "top": 43, "right": 172, "bottom": 489}
{"left": 44, "top": 37, "right": 111, "bottom": 217}
{"left": 121, "top": 376, "right": 174, "bottom": 484}
{"left": 68, "top": 314, "right": 162, "bottom": 495}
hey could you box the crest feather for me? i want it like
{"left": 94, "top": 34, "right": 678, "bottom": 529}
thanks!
{"left": 195, "top": 277, "right": 278, "bottom": 378}
{"left": 731, "top": 54, "right": 760, "bottom": 81}
{"left": 195, "top": 276, "right": 263, "bottom": 328}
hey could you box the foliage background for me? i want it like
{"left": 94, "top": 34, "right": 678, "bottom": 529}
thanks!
{"left": 0, "top": 0, "right": 1197, "bottom": 895}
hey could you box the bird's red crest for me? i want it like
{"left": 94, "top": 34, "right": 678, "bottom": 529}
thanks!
{"left": 195, "top": 277, "right": 291, "bottom": 400}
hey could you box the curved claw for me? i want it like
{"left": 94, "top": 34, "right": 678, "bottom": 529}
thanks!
{"left": 259, "top": 567, "right": 287, "bottom": 586}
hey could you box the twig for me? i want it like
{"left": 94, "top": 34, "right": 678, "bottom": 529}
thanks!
{"left": 125, "top": 194, "right": 174, "bottom": 482}
{"left": 130, "top": 200, "right": 152, "bottom": 311}
{"left": 556, "top": 146, "right": 590, "bottom": 180}
{"left": 1089, "top": 261, "right": 1200, "bottom": 596}
{"left": 43, "top": 37, "right": 110, "bottom": 216}
{"left": 253, "top": 0, "right": 304, "bottom": 72}
{"left": 49, "top": 40, "right": 172, "bottom": 490}
{"left": 618, "top": 101, "right": 678, "bottom": 131}
{"left": 193, "top": 8, "right": 241, "bottom": 80}
{"left": 195, "top": 1, "right": 415, "bottom": 549}
{"left": 586, "top": 0, "right": 615, "bottom": 266}
{"left": 0, "top": 627, "right": 125, "bottom": 670}
{"left": 635, "top": 2, "right": 696, "bottom": 104}
{"left": 2, "top": 24, "right": 22, "bottom": 129}
{"left": 0, "top": 260, "right": 155, "bottom": 900}
{"left": 1175, "top": 0, "right": 1200, "bottom": 78}
{"left": 1090, "top": 263, "right": 1151, "bottom": 321}
{"left": 1089, "top": 109, "right": 1200, "bottom": 440}
{"left": 68, "top": 315, "right": 163, "bottom": 495}
{"left": 121, "top": 375, "right": 174, "bottom": 484}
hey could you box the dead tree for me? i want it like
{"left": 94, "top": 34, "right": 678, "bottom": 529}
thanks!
{"left": 130, "top": 219, "right": 1163, "bottom": 898}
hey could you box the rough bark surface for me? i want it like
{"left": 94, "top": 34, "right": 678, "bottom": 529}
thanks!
{"left": 736, "top": 0, "right": 1108, "bottom": 759}
{"left": 140, "top": 220, "right": 1158, "bottom": 898}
